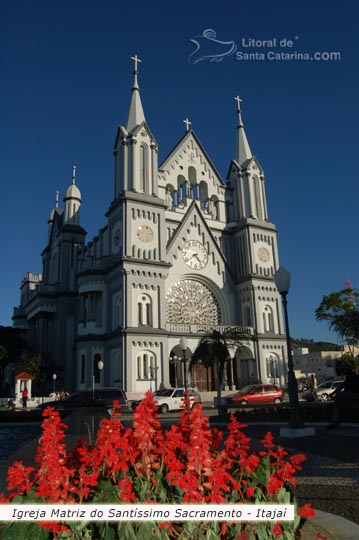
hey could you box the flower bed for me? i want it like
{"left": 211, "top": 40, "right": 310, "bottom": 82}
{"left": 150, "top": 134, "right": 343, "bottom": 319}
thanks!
{"left": 0, "top": 392, "right": 318, "bottom": 539}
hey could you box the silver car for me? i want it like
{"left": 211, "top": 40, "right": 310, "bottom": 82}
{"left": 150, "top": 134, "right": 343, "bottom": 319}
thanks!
{"left": 303, "top": 380, "right": 344, "bottom": 402}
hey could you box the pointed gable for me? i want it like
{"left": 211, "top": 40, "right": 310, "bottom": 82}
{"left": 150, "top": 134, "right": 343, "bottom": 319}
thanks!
{"left": 167, "top": 200, "right": 233, "bottom": 280}
{"left": 159, "top": 130, "right": 225, "bottom": 191}
{"left": 227, "top": 155, "right": 264, "bottom": 181}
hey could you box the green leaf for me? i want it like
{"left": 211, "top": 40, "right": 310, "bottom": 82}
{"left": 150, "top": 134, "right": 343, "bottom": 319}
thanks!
{"left": 255, "top": 523, "right": 269, "bottom": 540}
{"left": 1, "top": 522, "right": 50, "bottom": 540}
{"left": 117, "top": 522, "right": 138, "bottom": 540}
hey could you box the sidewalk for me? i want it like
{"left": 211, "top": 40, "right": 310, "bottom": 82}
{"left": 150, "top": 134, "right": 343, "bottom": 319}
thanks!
{"left": 229, "top": 422, "right": 359, "bottom": 524}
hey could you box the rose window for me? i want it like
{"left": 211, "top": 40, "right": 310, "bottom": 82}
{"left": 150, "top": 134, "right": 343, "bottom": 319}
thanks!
{"left": 166, "top": 280, "right": 220, "bottom": 324}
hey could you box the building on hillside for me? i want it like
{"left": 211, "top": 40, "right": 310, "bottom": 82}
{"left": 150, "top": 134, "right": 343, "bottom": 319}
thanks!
{"left": 293, "top": 348, "right": 342, "bottom": 381}
{"left": 13, "top": 57, "right": 288, "bottom": 394}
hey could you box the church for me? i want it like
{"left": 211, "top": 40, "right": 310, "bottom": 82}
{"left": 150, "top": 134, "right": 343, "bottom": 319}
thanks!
{"left": 13, "top": 56, "right": 287, "bottom": 395}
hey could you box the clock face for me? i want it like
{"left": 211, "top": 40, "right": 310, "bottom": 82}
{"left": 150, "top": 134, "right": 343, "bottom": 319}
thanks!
{"left": 257, "top": 247, "right": 270, "bottom": 263}
{"left": 182, "top": 240, "right": 208, "bottom": 270}
{"left": 136, "top": 225, "right": 154, "bottom": 243}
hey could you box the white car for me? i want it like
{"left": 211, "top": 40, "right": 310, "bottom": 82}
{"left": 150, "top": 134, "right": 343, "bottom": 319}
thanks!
{"left": 132, "top": 388, "right": 201, "bottom": 413}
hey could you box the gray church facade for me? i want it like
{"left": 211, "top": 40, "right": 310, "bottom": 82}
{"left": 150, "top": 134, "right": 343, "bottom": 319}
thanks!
{"left": 13, "top": 58, "right": 287, "bottom": 395}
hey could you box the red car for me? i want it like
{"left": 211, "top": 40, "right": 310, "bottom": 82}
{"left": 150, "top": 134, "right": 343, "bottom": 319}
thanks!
{"left": 229, "top": 384, "right": 284, "bottom": 405}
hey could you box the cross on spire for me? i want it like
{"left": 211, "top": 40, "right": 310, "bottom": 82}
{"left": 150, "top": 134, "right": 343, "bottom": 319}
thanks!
{"left": 183, "top": 117, "right": 192, "bottom": 132}
{"left": 55, "top": 190, "right": 59, "bottom": 208}
{"left": 234, "top": 95, "right": 242, "bottom": 111}
{"left": 131, "top": 54, "right": 142, "bottom": 72}
{"left": 72, "top": 165, "right": 76, "bottom": 185}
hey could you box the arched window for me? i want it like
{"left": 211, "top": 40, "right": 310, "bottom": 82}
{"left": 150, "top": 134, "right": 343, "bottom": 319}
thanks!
{"left": 266, "top": 355, "right": 279, "bottom": 382}
{"left": 113, "top": 293, "right": 121, "bottom": 330}
{"left": 209, "top": 196, "right": 219, "bottom": 220}
{"left": 243, "top": 305, "right": 251, "bottom": 326}
{"left": 253, "top": 176, "right": 263, "bottom": 219}
{"left": 50, "top": 252, "right": 59, "bottom": 284}
{"left": 188, "top": 166, "right": 197, "bottom": 198}
{"left": 165, "top": 184, "right": 175, "bottom": 209}
{"left": 263, "top": 305, "right": 274, "bottom": 332}
{"left": 137, "top": 352, "right": 155, "bottom": 380}
{"left": 177, "top": 174, "right": 186, "bottom": 203}
{"left": 93, "top": 353, "right": 103, "bottom": 384}
{"left": 139, "top": 144, "right": 148, "bottom": 192}
{"left": 95, "top": 292, "right": 102, "bottom": 327}
{"left": 111, "top": 351, "right": 122, "bottom": 386}
{"left": 199, "top": 181, "right": 208, "bottom": 210}
{"left": 80, "top": 354, "right": 86, "bottom": 384}
{"left": 138, "top": 294, "right": 152, "bottom": 326}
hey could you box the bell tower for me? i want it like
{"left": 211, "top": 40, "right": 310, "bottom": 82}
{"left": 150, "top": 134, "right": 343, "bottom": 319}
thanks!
{"left": 113, "top": 55, "right": 159, "bottom": 198}
{"left": 227, "top": 96, "right": 286, "bottom": 382}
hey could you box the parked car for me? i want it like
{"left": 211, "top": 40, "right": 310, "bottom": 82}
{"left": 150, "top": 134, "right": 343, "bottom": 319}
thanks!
{"left": 37, "top": 388, "right": 128, "bottom": 410}
{"left": 131, "top": 388, "right": 201, "bottom": 413}
{"left": 226, "top": 384, "right": 284, "bottom": 405}
{"left": 302, "top": 380, "right": 344, "bottom": 402}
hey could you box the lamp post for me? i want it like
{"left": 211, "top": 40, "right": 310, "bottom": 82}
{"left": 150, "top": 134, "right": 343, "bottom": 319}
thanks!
{"left": 179, "top": 336, "right": 188, "bottom": 390}
{"left": 92, "top": 360, "right": 104, "bottom": 399}
{"left": 170, "top": 356, "right": 178, "bottom": 387}
{"left": 274, "top": 267, "right": 304, "bottom": 429}
{"left": 52, "top": 373, "right": 57, "bottom": 395}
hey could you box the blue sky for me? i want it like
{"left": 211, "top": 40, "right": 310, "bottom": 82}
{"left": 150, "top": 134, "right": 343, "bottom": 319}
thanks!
{"left": 1, "top": 0, "right": 358, "bottom": 344}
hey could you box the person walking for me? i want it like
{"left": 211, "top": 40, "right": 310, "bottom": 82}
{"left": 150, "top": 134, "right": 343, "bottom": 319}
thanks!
{"left": 327, "top": 367, "right": 359, "bottom": 428}
{"left": 310, "top": 373, "right": 318, "bottom": 401}
{"left": 22, "top": 387, "right": 29, "bottom": 408}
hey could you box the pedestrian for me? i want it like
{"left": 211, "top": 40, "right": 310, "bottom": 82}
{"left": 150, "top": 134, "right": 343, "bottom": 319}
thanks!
{"left": 7, "top": 399, "right": 15, "bottom": 411}
{"left": 22, "top": 387, "right": 29, "bottom": 408}
{"left": 310, "top": 373, "right": 318, "bottom": 401}
{"left": 327, "top": 367, "right": 359, "bottom": 429}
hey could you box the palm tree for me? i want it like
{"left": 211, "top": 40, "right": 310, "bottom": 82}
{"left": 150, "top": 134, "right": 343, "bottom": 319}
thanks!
{"left": 190, "top": 327, "right": 253, "bottom": 411}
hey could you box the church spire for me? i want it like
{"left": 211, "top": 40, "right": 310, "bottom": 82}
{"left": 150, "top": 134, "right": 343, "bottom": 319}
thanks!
{"left": 72, "top": 165, "right": 76, "bottom": 185}
{"left": 126, "top": 54, "right": 146, "bottom": 132}
{"left": 234, "top": 95, "right": 252, "bottom": 166}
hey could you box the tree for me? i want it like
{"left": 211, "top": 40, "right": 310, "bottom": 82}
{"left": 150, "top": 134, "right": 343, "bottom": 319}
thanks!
{"left": 0, "top": 326, "right": 28, "bottom": 363}
{"left": 315, "top": 288, "right": 359, "bottom": 358}
{"left": 190, "top": 327, "right": 253, "bottom": 410}
{"left": 335, "top": 352, "right": 359, "bottom": 376}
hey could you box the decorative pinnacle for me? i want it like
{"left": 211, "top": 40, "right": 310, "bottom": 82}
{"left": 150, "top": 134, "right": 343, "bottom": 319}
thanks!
{"left": 183, "top": 117, "right": 192, "bottom": 132}
{"left": 55, "top": 191, "right": 59, "bottom": 208}
{"left": 72, "top": 165, "right": 76, "bottom": 185}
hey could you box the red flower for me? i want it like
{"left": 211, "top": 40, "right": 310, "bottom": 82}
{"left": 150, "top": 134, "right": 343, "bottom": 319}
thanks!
{"left": 34, "top": 407, "right": 75, "bottom": 502}
{"left": 298, "top": 503, "right": 316, "bottom": 519}
{"left": 266, "top": 474, "right": 284, "bottom": 495}
{"left": 246, "top": 486, "right": 256, "bottom": 498}
{"left": 6, "top": 461, "right": 35, "bottom": 497}
{"left": 261, "top": 431, "right": 275, "bottom": 450}
{"left": 272, "top": 522, "right": 283, "bottom": 537}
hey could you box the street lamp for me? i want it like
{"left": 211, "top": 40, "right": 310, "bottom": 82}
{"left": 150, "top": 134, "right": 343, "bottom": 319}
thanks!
{"left": 274, "top": 267, "right": 304, "bottom": 429}
{"left": 179, "top": 336, "right": 188, "bottom": 390}
{"left": 170, "top": 355, "right": 178, "bottom": 387}
{"left": 92, "top": 359, "right": 104, "bottom": 399}
{"left": 52, "top": 373, "right": 57, "bottom": 395}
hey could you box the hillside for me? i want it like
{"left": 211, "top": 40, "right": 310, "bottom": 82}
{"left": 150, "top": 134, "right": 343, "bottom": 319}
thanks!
{"left": 291, "top": 338, "right": 340, "bottom": 352}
